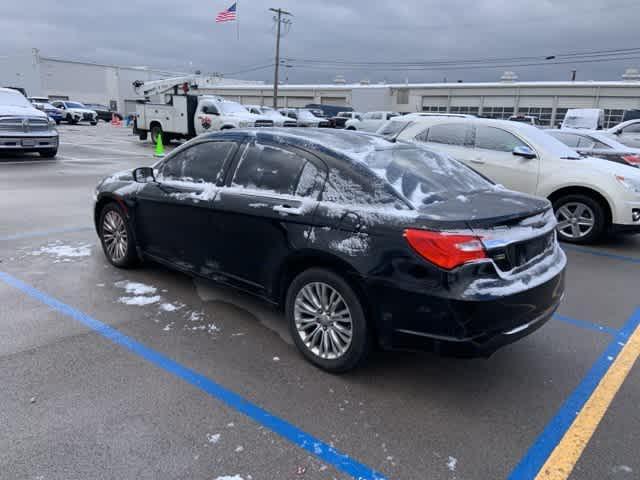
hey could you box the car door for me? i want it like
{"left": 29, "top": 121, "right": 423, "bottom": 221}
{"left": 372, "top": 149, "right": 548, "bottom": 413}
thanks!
{"left": 617, "top": 123, "right": 640, "bottom": 148}
{"left": 133, "top": 139, "right": 239, "bottom": 269}
{"left": 212, "top": 139, "right": 326, "bottom": 297}
{"left": 471, "top": 125, "right": 540, "bottom": 194}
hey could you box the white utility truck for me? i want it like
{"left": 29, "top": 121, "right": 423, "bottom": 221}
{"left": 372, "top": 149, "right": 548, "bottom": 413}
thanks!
{"left": 132, "top": 75, "right": 274, "bottom": 144}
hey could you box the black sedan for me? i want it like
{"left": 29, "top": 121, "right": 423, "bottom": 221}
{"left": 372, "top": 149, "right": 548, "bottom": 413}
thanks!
{"left": 93, "top": 129, "right": 566, "bottom": 372}
{"left": 84, "top": 103, "right": 123, "bottom": 122}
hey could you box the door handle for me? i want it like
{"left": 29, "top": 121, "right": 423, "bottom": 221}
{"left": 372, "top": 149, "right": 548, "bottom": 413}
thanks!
{"left": 273, "top": 204, "right": 304, "bottom": 216}
{"left": 470, "top": 158, "right": 485, "bottom": 164}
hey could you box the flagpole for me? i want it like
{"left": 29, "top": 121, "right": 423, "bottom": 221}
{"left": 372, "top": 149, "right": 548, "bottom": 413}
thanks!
{"left": 236, "top": 0, "right": 240, "bottom": 40}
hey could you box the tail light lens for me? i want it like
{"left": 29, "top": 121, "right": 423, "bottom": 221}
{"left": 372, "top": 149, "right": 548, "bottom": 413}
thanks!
{"left": 622, "top": 154, "right": 640, "bottom": 167}
{"left": 404, "top": 229, "right": 487, "bottom": 270}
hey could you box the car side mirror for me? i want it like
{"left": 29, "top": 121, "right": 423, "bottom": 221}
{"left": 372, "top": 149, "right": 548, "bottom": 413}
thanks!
{"left": 513, "top": 146, "right": 536, "bottom": 159}
{"left": 133, "top": 167, "right": 156, "bottom": 183}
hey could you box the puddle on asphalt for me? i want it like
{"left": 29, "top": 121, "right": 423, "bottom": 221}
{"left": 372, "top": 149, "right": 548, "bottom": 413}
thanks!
{"left": 193, "top": 278, "right": 293, "bottom": 346}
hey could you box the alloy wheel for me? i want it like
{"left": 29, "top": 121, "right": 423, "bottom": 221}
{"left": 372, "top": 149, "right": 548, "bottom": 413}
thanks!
{"left": 102, "top": 210, "right": 128, "bottom": 261}
{"left": 555, "top": 202, "right": 595, "bottom": 240}
{"left": 293, "top": 282, "right": 353, "bottom": 360}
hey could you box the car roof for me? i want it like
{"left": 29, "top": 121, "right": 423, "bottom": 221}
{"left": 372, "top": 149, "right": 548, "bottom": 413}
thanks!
{"left": 202, "top": 127, "right": 396, "bottom": 156}
{"left": 608, "top": 118, "right": 640, "bottom": 132}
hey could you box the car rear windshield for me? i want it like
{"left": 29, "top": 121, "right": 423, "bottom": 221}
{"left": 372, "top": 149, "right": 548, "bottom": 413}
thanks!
{"left": 0, "top": 91, "right": 31, "bottom": 107}
{"left": 362, "top": 146, "right": 493, "bottom": 205}
{"left": 65, "top": 102, "right": 86, "bottom": 108}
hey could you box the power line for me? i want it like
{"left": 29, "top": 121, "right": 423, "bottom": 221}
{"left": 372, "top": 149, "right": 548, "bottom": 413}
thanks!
{"left": 223, "top": 63, "right": 275, "bottom": 76}
{"left": 283, "top": 47, "right": 640, "bottom": 69}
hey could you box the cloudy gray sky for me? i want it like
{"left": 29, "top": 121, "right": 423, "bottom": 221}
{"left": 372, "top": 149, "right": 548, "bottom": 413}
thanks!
{"left": 4, "top": 0, "right": 640, "bottom": 83}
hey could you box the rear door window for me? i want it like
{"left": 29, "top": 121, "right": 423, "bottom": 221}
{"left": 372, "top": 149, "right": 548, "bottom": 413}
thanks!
{"left": 623, "top": 123, "right": 640, "bottom": 133}
{"left": 426, "top": 123, "right": 471, "bottom": 146}
{"left": 231, "top": 142, "right": 324, "bottom": 198}
{"left": 160, "top": 141, "right": 237, "bottom": 183}
{"left": 474, "top": 126, "right": 527, "bottom": 152}
{"left": 549, "top": 132, "right": 580, "bottom": 148}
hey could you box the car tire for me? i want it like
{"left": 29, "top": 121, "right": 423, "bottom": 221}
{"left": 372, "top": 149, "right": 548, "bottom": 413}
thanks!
{"left": 285, "top": 268, "right": 372, "bottom": 373}
{"left": 55, "top": 120, "right": 61, "bottom": 125}
{"left": 39, "top": 148, "right": 57, "bottom": 158}
{"left": 553, "top": 194, "right": 607, "bottom": 244}
{"left": 98, "top": 202, "right": 139, "bottom": 268}
{"left": 346, "top": 126, "right": 356, "bottom": 131}
{"left": 67, "top": 114, "right": 78, "bottom": 125}
{"left": 90, "top": 121, "right": 98, "bottom": 126}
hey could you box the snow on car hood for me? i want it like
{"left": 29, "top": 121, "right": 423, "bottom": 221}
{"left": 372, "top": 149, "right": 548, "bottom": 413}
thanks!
{"left": 0, "top": 104, "right": 48, "bottom": 119}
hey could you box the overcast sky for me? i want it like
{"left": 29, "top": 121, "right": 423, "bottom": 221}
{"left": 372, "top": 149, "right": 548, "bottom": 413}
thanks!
{"left": 3, "top": 0, "right": 640, "bottom": 84}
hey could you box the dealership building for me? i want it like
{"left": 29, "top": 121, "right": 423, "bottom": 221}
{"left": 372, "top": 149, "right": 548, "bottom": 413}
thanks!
{"left": 2, "top": 49, "right": 639, "bottom": 128}
{"left": 209, "top": 70, "right": 640, "bottom": 128}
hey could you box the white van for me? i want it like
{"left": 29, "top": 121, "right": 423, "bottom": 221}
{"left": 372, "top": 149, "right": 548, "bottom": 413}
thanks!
{"left": 561, "top": 108, "right": 604, "bottom": 130}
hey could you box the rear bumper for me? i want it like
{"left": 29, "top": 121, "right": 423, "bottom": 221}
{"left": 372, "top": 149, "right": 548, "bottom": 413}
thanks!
{"left": 365, "top": 246, "right": 566, "bottom": 357}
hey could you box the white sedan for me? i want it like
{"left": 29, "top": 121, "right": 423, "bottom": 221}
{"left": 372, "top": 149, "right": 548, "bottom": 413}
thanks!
{"left": 391, "top": 116, "right": 640, "bottom": 243}
{"left": 345, "top": 111, "right": 399, "bottom": 132}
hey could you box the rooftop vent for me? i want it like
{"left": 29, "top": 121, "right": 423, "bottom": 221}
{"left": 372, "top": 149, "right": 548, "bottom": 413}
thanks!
{"left": 622, "top": 68, "right": 640, "bottom": 81}
{"left": 500, "top": 71, "right": 519, "bottom": 82}
{"left": 333, "top": 75, "right": 346, "bottom": 84}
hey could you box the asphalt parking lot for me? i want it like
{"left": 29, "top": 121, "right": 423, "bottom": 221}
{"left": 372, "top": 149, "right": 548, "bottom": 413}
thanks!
{"left": 1, "top": 123, "right": 639, "bottom": 480}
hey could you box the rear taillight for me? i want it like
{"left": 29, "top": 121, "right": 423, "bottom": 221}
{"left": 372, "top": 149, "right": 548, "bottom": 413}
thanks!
{"left": 404, "top": 229, "right": 487, "bottom": 270}
{"left": 622, "top": 154, "right": 640, "bottom": 166}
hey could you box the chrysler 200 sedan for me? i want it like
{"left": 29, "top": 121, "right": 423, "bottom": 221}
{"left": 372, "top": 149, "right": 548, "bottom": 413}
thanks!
{"left": 93, "top": 129, "right": 566, "bottom": 372}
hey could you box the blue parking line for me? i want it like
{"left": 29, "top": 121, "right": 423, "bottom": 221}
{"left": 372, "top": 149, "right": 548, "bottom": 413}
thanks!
{"left": 562, "top": 244, "right": 640, "bottom": 265}
{"left": 0, "top": 226, "right": 92, "bottom": 241}
{"left": 0, "top": 271, "right": 387, "bottom": 480}
{"left": 508, "top": 308, "right": 640, "bottom": 480}
{"left": 553, "top": 314, "right": 618, "bottom": 336}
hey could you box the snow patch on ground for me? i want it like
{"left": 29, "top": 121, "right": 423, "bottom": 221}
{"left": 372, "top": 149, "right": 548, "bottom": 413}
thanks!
{"left": 456, "top": 194, "right": 469, "bottom": 202}
{"left": 207, "top": 433, "right": 221, "bottom": 444}
{"left": 447, "top": 456, "right": 457, "bottom": 471}
{"left": 234, "top": 445, "right": 244, "bottom": 452}
{"left": 159, "top": 302, "right": 184, "bottom": 312}
{"left": 31, "top": 242, "right": 92, "bottom": 261}
{"left": 214, "top": 476, "right": 244, "bottom": 480}
{"left": 612, "top": 465, "right": 633, "bottom": 474}
{"left": 119, "top": 295, "right": 161, "bottom": 306}
{"left": 115, "top": 281, "right": 157, "bottom": 296}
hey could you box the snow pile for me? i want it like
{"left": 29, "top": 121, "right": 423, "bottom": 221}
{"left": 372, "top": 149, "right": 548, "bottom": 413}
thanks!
{"left": 206, "top": 433, "right": 221, "bottom": 444}
{"left": 31, "top": 242, "right": 92, "bottom": 262}
{"left": 159, "top": 302, "right": 185, "bottom": 312}
{"left": 119, "top": 295, "right": 161, "bottom": 306}
{"left": 214, "top": 476, "right": 244, "bottom": 480}
{"left": 447, "top": 456, "right": 457, "bottom": 472}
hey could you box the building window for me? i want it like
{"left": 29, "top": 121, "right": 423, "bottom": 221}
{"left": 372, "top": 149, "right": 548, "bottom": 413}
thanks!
{"left": 604, "top": 109, "right": 624, "bottom": 129}
{"left": 450, "top": 106, "right": 479, "bottom": 115}
{"left": 481, "top": 106, "right": 514, "bottom": 119}
{"left": 422, "top": 105, "right": 447, "bottom": 113}
{"left": 396, "top": 90, "right": 409, "bottom": 105}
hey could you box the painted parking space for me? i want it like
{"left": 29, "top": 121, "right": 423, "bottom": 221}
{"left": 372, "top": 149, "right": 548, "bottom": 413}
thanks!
{"left": 1, "top": 126, "right": 639, "bottom": 479}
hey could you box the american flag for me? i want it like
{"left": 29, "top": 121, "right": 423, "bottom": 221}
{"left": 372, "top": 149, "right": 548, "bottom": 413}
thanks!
{"left": 215, "top": 3, "right": 237, "bottom": 23}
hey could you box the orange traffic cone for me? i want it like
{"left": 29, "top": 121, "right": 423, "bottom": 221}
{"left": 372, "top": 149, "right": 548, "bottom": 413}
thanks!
{"left": 111, "top": 113, "right": 121, "bottom": 127}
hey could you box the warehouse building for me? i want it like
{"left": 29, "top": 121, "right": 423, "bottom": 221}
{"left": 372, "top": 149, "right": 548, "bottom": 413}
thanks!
{"left": 209, "top": 70, "right": 640, "bottom": 128}
{"left": 0, "top": 49, "right": 258, "bottom": 115}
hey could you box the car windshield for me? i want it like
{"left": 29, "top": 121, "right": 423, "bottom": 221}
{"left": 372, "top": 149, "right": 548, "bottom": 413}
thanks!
{"left": 298, "top": 110, "right": 318, "bottom": 120}
{"left": 66, "top": 101, "right": 86, "bottom": 108}
{"left": 362, "top": 146, "right": 493, "bottom": 205}
{"left": 377, "top": 120, "right": 413, "bottom": 139}
{"left": 220, "top": 102, "right": 249, "bottom": 114}
{"left": 0, "top": 90, "right": 32, "bottom": 107}
{"left": 512, "top": 124, "right": 582, "bottom": 159}
{"left": 338, "top": 112, "right": 352, "bottom": 118}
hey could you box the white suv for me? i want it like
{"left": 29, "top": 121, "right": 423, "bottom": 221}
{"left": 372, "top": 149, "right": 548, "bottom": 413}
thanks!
{"left": 393, "top": 116, "right": 640, "bottom": 243}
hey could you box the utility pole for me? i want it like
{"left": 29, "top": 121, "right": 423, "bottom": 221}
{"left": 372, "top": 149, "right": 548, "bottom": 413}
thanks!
{"left": 269, "top": 7, "right": 292, "bottom": 109}
{"left": 571, "top": 69, "right": 577, "bottom": 81}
